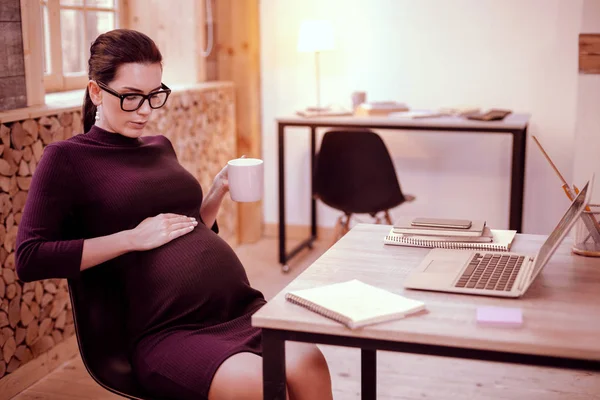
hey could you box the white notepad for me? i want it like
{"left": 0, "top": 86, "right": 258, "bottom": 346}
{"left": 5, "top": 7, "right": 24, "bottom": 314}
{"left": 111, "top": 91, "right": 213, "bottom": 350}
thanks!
{"left": 285, "top": 280, "right": 425, "bottom": 329}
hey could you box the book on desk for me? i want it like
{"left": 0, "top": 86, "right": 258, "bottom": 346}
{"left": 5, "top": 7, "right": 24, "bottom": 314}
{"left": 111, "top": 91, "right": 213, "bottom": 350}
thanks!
{"left": 384, "top": 228, "right": 517, "bottom": 251}
{"left": 386, "top": 217, "right": 516, "bottom": 251}
{"left": 392, "top": 217, "right": 487, "bottom": 237}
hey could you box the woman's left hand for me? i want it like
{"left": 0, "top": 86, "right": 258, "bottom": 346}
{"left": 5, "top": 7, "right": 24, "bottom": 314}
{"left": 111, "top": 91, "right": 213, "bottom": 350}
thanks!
{"left": 212, "top": 164, "right": 230, "bottom": 195}
{"left": 211, "top": 155, "right": 245, "bottom": 195}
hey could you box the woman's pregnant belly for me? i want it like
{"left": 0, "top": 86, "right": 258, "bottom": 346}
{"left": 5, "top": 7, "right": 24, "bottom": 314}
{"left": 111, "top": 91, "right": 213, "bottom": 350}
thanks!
{"left": 123, "top": 223, "right": 264, "bottom": 339}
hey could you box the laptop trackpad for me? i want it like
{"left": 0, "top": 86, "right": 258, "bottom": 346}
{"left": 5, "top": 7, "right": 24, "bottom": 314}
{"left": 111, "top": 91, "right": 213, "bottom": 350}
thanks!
{"left": 424, "top": 260, "right": 459, "bottom": 273}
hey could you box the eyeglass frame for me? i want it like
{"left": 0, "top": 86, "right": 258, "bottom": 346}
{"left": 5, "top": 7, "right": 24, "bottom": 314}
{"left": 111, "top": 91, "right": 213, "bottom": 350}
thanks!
{"left": 96, "top": 81, "right": 172, "bottom": 112}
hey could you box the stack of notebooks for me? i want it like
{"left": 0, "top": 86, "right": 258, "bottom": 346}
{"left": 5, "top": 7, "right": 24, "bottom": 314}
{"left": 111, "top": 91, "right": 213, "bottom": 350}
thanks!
{"left": 354, "top": 101, "right": 409, "bottom": 116}
{"left": 384, "top": 217, "right": 517, "bottom": 251}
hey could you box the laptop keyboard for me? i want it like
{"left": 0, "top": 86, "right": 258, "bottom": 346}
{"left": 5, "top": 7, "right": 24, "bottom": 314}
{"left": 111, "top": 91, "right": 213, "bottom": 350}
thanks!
{"left": 455, "top": 253, "right": 525, "bottom": 291}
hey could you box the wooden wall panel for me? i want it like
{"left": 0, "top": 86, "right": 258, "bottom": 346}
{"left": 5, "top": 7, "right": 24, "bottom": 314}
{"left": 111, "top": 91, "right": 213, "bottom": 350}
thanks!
{"left": 0, "top": 22, "right": 25, "bottom": 78}
{"left": 579, "top": 34, "right": 600, "bottom": 74}
{"left": 19, "top": 0, "right": 45, "bottom": 107}
{"left": 0, "top": 0, "right": 21, "bottom": 21}
{"left": 204, "top": 0, "right": 218, "bottom": 81}
{"left": 0, "top": 76, "right": 27, "bottom": 111}
{"left": 214, "top": 0, "right": 262, "bottom": 244}
{"left": 0, "top": 0, "right": 27, "bottom": 111}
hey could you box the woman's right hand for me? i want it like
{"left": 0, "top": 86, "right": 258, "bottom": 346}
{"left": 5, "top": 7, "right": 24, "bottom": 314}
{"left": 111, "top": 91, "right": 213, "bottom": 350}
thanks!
{"left": 127, "top": 213, "right": 198, "bottom": 251}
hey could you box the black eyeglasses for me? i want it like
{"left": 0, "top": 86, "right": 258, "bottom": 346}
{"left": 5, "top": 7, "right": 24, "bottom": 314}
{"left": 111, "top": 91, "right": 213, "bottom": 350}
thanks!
{"left": 96, "top": 81, "right": 171, "bottom": 112}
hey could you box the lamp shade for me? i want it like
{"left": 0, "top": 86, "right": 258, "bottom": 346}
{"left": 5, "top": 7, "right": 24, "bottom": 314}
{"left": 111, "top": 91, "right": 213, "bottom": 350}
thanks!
{"left": 297, "top": 20, "right": 335, "bottom": 53}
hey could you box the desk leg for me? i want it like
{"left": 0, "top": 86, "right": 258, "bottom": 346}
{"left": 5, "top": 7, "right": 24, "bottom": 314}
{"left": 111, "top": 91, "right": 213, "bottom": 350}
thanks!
{"left": 278, "top": 122, "right": 287, "bottom": 266}
{"left": 278, "top": 124, "right": 317, "bottom": 270}
{"left": 310, "top": 127, "right": 317, "bottom": 240}
{"left": 262, "top": 329, "right": 287, "bottom": 400}
{"left": 509, "top": 128, "right": 527, "bottom": 232}
{"left": 361, "top": 349, "right": 376, "bottom": 400}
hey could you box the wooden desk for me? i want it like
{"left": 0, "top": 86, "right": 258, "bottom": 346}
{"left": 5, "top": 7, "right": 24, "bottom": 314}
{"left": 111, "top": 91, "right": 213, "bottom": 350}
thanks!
{"left": 276, "top": 114, "right": 530, "bottom": 269}
{"left": 253, "top": 223, "right": 600, "bottom": 400}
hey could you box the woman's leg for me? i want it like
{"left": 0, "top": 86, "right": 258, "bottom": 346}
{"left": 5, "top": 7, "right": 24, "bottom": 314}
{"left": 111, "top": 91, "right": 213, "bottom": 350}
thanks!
{"left": 208, "top": 343, "right": 332, "bottom": 400}
{"left": 285, "top": 342, "right": 333, "bottom": 400}
{"left": 208, "top": 352, "right": 274, "bottom": 400}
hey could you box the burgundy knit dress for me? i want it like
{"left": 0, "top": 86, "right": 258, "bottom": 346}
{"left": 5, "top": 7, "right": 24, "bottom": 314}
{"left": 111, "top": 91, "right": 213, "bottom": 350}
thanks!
{"left": 15, "top": 125, "right": 267, "bottom": 399}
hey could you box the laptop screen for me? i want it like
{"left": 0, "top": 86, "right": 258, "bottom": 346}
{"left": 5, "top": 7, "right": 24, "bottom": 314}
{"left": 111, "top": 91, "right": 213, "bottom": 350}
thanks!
{"left": 529, "top": 181, "right": 590, "bottom": 283}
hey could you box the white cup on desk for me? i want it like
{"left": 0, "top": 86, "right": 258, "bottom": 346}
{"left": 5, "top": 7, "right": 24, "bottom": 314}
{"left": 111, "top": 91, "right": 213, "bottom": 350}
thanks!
{"left": 227, "top": 158, "right": 264, "bottom": 202}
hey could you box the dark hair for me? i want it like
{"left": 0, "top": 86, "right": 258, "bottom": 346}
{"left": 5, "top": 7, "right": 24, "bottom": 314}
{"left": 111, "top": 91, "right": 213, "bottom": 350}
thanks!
{"left": 82, "top": 29, "right": 163, "bottom": 133}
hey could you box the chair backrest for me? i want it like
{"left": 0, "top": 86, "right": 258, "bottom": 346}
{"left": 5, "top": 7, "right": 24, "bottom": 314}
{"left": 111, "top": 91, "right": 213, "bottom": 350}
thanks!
{"left": 68, "top": 265, "right": 151, "bottom": 400}
{"left": 313, "top": 129, "right": 406, "bottom": 214}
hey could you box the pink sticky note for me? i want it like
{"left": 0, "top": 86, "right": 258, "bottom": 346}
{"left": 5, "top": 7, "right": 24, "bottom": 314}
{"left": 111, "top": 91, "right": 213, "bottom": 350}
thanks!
{"left": 476, "top": 306, "right": 523, "bottom": 328}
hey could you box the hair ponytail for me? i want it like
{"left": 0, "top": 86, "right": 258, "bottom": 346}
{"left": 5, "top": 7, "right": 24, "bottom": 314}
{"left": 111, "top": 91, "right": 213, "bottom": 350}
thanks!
{"left": 82, "top": 87, "right": 97, "bottom": 134}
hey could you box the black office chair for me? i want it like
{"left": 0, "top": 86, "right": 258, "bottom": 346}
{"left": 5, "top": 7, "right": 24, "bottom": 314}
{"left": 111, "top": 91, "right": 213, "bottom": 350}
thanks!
{"left": 68, "top": 265, "right": 154, "bottom": 400}
{"left": 313, "top": 129, "right": 415, "bottom": 240}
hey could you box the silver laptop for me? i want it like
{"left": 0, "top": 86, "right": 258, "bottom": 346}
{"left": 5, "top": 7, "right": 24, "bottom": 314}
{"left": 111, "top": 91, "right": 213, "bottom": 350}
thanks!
{"left": 403, "top": 179, "right": 593, "bottom": 298}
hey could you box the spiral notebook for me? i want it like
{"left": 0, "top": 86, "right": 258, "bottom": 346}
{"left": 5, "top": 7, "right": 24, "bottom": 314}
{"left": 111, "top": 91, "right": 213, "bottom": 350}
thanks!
{"left": 285, "top": 280, "right": 425, "bottom": 329}
{"left": 384, "top": 228, "right": 516, "bottom": 251}
{"left": 399, "top": 226, "right": 495, "bottom": 243}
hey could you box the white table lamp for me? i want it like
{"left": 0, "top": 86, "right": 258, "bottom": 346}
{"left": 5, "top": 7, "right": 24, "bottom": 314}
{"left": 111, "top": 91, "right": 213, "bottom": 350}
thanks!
{"left": 297, "top": 20, "right": 335, "bottom": 112}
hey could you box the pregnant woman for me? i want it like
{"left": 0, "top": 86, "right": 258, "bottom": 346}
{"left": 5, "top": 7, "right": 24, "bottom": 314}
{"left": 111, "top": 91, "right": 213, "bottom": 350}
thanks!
{"left": 15, "top": 28, "right": 333, "bottom": 400}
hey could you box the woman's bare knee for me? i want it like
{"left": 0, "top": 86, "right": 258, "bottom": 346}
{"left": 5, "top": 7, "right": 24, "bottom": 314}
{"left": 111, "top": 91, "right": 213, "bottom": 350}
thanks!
{"left": 285, "top": 342, "right": 333, "bottom": 400}
{"left": 209, "top": 352, "right": 264, "bottom": 400}
{"left": 209, "top": 352, "right": 290, "bottom": 400}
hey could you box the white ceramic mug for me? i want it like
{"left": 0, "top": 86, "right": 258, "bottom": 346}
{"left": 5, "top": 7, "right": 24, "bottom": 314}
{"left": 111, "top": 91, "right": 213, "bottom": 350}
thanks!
{"left": 351, "top": 91, "right": 367, "bottom": 111}
{"left": 227, "top": 158, "right": 264, "bottom": 202}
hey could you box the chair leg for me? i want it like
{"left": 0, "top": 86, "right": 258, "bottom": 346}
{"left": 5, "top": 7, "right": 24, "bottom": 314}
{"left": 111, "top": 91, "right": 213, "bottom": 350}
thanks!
{"left": 330, "top": 214, "right": 352, "bottom": 247}
{"left": 341, "top": 213, "right": 352, "bottom": 236}
{"left": 384, "top": 210, "right": 393, "bottom": 225}
{"left": 330, "top": 215, "right": 344, "bottom": 247}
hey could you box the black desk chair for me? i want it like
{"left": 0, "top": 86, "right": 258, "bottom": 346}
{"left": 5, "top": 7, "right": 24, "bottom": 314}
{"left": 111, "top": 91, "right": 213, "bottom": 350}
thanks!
{"left": 313, "top": 129, "right": 415, "bottom": 240}
{"left": 68, "top": 267, "right": 153, "bottom": 400}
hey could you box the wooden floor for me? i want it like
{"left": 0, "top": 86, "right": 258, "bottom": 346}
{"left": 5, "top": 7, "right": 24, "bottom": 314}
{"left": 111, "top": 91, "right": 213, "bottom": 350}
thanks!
{"left": 11, "top": 236, "right": 600, "bottom": 399}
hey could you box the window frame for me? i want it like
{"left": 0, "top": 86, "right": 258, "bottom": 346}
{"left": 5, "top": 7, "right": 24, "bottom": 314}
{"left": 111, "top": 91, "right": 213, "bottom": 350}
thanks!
{"left": 40, "top": 0, "right": 125, "bottom": 93}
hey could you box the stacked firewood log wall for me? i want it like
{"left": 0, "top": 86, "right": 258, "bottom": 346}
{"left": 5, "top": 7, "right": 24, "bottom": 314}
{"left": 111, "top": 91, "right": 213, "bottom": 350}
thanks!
{"left": 0, "top": 84, "right": 236, "bottom": 379}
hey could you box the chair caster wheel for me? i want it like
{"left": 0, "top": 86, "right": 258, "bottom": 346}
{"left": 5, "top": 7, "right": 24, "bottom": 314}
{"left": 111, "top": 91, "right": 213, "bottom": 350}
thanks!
{"left": 281, "top": 264, "right": 290, "bottom": 273}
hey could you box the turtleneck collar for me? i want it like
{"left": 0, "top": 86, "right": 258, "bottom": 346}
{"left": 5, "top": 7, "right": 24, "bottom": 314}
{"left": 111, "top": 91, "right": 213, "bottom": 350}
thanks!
{"left": 86, "top": 125, "right": 143, "bottom": 147}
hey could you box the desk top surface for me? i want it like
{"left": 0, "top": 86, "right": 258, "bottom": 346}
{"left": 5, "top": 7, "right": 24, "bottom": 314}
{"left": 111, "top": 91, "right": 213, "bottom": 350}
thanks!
{"left": 276, "top": 113, "right": 530, "bottom": 131}
{"left": 252, "top": 224, "right": 600, "bottom": 361}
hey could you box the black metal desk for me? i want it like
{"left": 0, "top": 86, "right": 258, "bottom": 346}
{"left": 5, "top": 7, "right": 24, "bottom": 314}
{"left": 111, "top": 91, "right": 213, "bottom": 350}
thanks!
{"left": 277, "top": 114, "right": 530, "bottom": 270}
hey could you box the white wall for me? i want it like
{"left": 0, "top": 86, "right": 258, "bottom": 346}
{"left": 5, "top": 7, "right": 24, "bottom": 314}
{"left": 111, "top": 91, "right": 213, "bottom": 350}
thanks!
{"left": 260, "top": 0, "right": 584, "bottom": 234}
{"left": 573, "top": 0, "right": 600, "bottom": 201}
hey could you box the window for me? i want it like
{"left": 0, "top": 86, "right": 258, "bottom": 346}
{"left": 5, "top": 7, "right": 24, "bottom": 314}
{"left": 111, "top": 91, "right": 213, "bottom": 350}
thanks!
{"left": 40, "top": 0, "right": 122, "bottom": 93}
